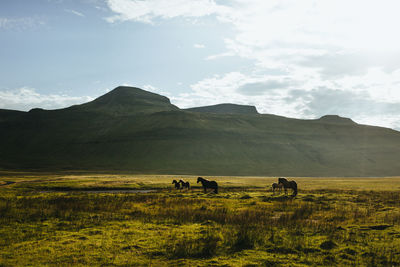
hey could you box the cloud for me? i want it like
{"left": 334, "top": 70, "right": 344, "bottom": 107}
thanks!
{"left": 285, "top": 87, "right": 400, "bottom": 130}
{"left": 169, "top": 70, "right": 400, "bottom": 130}
{"left": 237, "top": 79, "right": 292, "bottom": 96}
{"left": 65, "top": 9, "right": 85, "bottom": 17}
{"left": 171, "top": 72, "right": 300, "bottom": 118}
{"left": 104, "top": 0, "right": 400, "bottom": 130}
{"left": 105, "top": 0, "right": 228, "bottom": 23}
{"left": 0, "top": 87, "right": 93, "bottom": 111}
{"left": 104, "top": 0, "right": 400, "bottom": 75}
{"left": 194, "top": 43, "right": 205, "bottom": 49}
{"left": 0, "top": 17, "right": 45, "bottom": 30}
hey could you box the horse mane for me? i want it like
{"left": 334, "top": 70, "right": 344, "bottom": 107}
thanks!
{"left": 278, "top": 177, "right": 288, "bottom": 183}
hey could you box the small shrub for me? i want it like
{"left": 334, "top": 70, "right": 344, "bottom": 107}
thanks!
{"left": 230, "top": 224, "right": 265, "bottom": 251}
{"left": 320, "top": 240, "right": 337, "bottom": 250}
{"left": 165, "top": 229, "right": 222, "bottom": 258}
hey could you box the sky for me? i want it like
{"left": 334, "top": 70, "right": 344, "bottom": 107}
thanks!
{"left": 1, "top": 0, "right": 400, "bottom": 130}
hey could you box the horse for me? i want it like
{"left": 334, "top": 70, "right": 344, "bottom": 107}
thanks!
{"left": 278, "top": 177, "right": 297, "bottom": 197}
{"left": 271, "top": 182, "right": 283, "bottom": 193}
{"left": 179, "top": 179, "right": 190, "bottom": 190}
{"left": 172, "top": 180, "right": 181, "bottom": 189}
{"left": 197, "top": 177, "right": 218, "bottom": 194}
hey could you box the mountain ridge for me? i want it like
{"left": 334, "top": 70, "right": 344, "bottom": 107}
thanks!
{"left": 69, "top": 86, "right": 179, "bottom": 115}
{"left": 185, "top": 103, "right": 259, "bottom": 115}
{"left": 1, "top": 86, "right": 399, "bottom": 176}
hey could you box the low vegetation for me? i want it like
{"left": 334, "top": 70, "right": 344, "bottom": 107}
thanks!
{"left": 1, "top": 173, "right": 400, "bottom": 266}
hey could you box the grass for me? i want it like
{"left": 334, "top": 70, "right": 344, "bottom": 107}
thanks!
{"left": 1, "top": 173, "right": 400, "bottom": 266}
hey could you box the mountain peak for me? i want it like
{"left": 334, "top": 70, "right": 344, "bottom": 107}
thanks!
{"left": 186, "top": 103, "right": 259, "bottom": 115}
{"left": 318, "top": 115, "right": 356, "bottom": 125}
{"left": 96, "top": 86, "right": 171, "bottom": 104}
{"left": 75, "top": 86, "right": 178, "bottom": 115}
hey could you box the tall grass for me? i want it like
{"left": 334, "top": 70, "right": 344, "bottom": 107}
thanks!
{"left": 1, "top": 189, "right": 400, "bottom": 265}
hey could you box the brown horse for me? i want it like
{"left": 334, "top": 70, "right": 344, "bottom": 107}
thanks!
{"left": 197, "top": 177, "right": 218, "bottom": 194}
{"left": 278, "top": 177, "right": 297, "bottom": 196}
{"left": 172, "top": 180, "right": 181, "bottom": 189}
{"left": 179, "top": 179, "right": 190, "bottom": 190}
{"left": 271, "top": 182, "right": 283, "bottom": 193}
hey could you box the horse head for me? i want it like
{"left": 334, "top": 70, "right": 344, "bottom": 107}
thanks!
{"left": 172, "top": 180, "right": 177, "bottom": 184}
{"left": 197, "top": 177, "right": 202, "bottom": 183}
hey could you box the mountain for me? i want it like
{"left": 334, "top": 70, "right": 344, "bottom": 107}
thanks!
{"left": 70, "top": 86, "right": 179, "bottom": 115}
{"left": 317, "top": 115, "right": 356, "bottom": 125}
{"left": 0, "top": 109, "right": 26, "bottom": 122}
{"left": 186, "top": 103, "right": 258, "bottom": 114}
{"left": 1, "top": 86, "right": 400, "bottom": 176}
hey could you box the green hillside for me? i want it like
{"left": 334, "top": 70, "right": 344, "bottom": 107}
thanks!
{"left": 186, "top": 103, "right": 259, "bottom": 114}
{"left": 1, "top": 86, "right": 400, "bottom": 176}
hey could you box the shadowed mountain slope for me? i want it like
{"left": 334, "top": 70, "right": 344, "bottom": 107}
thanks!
{"left": 0, "top": 109, "right": 26, "bottom": 122}
{"left": 186, "top": 103, "right": 259, "bottom": 114}
{"left": 1, "top": 86, "right": 400, "bottom": 176}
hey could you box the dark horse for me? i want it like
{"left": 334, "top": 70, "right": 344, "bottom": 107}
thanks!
{"left": 278, "top": 177, "right": 297, "bottom": 197}
{"left": 271, "top": 182, "right": 283, "bottom": 193}
{"left": 172, "top": 180, "right": 181, "bottom": 189}
{"left": 179, "top": 179, "right": 190, "bottom": 190}
{"left": 197, "top": 177, "right": 218, "bottom": 194}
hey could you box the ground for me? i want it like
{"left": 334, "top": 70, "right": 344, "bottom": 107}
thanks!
{"left": 1, "top": 172, "right": 400, "bottom": 266}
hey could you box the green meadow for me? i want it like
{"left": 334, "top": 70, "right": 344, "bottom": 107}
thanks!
{"left": 1, "top": 173, "right": 400, "bottom": 266}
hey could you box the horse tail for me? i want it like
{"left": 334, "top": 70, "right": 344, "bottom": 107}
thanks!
{"left": 215, "top": 186, "right": 218, "bottom": 194}
{"left": 292, "top": 181, "right": 298, "bottom": 197}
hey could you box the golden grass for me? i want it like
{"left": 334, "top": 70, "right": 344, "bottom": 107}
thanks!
{"left": 1, "top": 172, "right": 400, "bottom": 266}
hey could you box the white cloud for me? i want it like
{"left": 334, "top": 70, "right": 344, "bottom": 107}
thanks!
{"left": 0, "top": 17, "right": 45, "bottom": 30}
{"left": 194, "top": 43, "right": 205, "bottom": 49}
{"left": 285, "top": 87, "right": 400, "bottom": 130}
{"left": 104, "top": 0, "right": 400, "bottom": 130}
{"left": 105, "top": 0, "right": 229, "bottom": 23}
{"left": 0, "top": 87, "right": 93, "bottom": 111}
{"left": 171, "top": 71, "right": 300, "bottom": 118}
{"left": 142, "top": 84, "right": 170, "bottom": 96}
{"left": 65, "top": 9, "right": 85, "bottom": 17}
{"left": 170, "top": 71, "right": 400, "bottom": 130}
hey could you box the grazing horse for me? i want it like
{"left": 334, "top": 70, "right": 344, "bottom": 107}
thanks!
{"left": 278, "top": 177, "right": 297, "bottom": 197}
{"left": 197, "top": 177, "right": 218, "bottom": 194}
{"left": 271, "top": 182, "right": 283, "bottom": 193}
{"left": 172, "top": 180, "right": 181, "bottom": 189}
{"left": 179, "top": 179, "right": 190, "bottom": 190}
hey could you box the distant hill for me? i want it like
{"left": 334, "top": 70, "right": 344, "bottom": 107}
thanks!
{"left": 70, "top": 86, "right": 179, "bottom": 115}
{"left": 186, "top": 103, "right": 258, "bottom": 114}
{"left": 1, "top": 86, "right": 400, "bottom": 176}
{"left": 317, "top": 115, "right": 356, "bottom": 125}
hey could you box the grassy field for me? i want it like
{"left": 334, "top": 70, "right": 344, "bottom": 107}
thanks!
{"left": 1, "top": 172, "right": 400, "bottom": 266}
